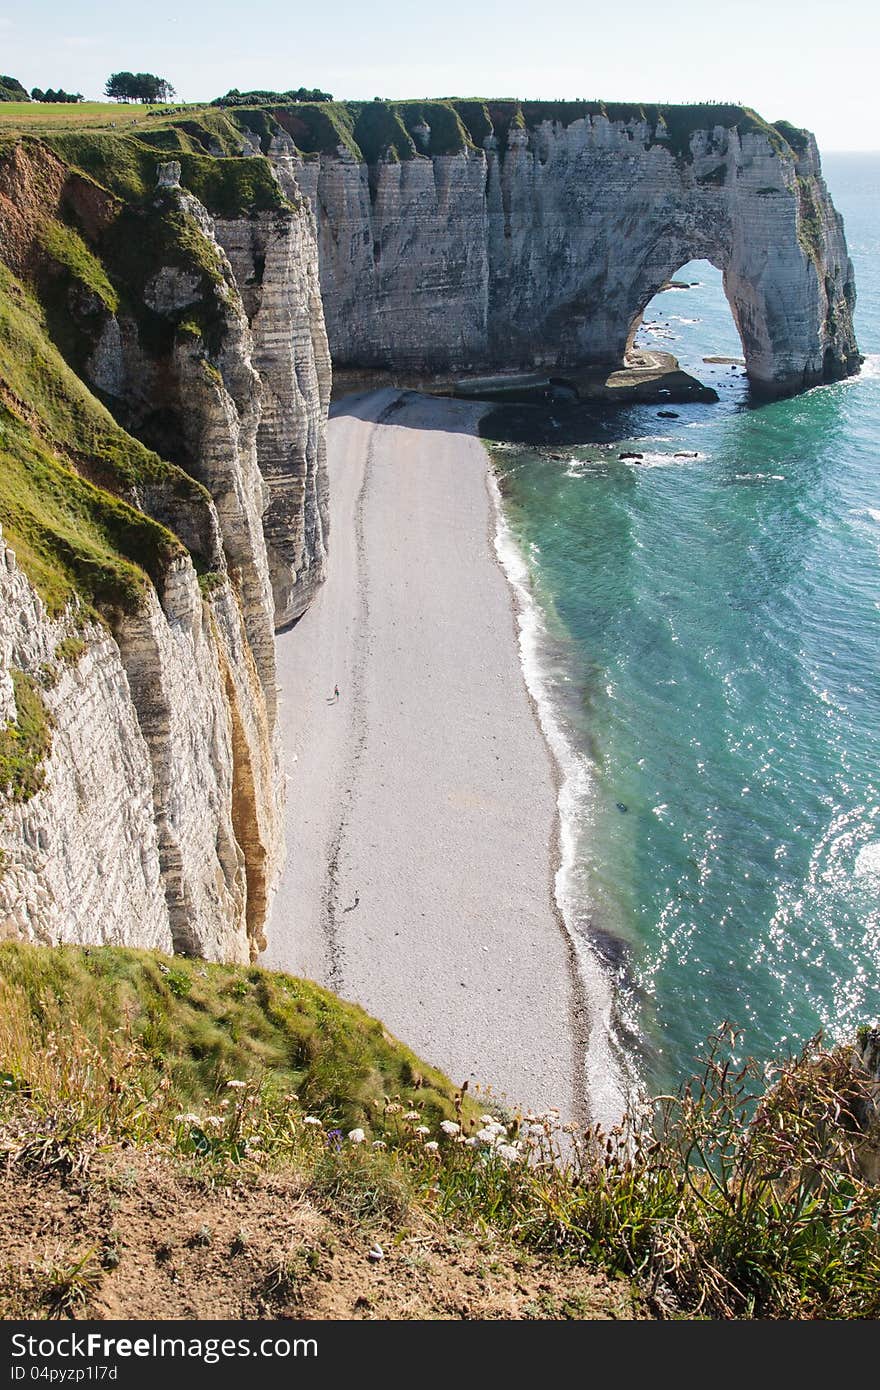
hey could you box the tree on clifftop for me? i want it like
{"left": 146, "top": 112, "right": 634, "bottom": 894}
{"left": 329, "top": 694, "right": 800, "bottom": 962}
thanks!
{"left": 31, "top": 88, "right": 85, "bottom": 103}
{"left": 0, "top": 75, "right": 30, "bottom": 101}
{"left": 104, "top": 71, "right": 176, "bottom": 103}
{"left": 211, "top": 86, "right": 332, "bottom": 106}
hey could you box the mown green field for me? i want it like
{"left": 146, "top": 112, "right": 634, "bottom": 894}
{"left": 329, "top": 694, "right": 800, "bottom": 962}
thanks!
{"left": 0, "top": 101, "right": 206, "bottom": 133}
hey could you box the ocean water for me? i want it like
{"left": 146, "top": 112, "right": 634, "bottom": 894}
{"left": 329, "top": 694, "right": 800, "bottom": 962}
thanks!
{"left": 489, "top": 153, "right": 880, "bottom": 1104}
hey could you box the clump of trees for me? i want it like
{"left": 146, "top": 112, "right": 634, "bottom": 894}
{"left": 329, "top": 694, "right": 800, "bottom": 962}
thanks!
{"left": 30, "top": 88, "right": 84, "bottom": 104}
{"left": 212, "top": 87, "right": 333, "bottom": 107}
{"left": 104, "top": 72, "right": 176, "bottom": 103}
{"left": 0, "top": 75, "right": 29, "bottom": 102}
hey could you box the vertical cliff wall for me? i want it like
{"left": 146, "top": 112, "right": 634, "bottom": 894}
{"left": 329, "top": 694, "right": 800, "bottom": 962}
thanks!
{"left": 0, "top": 134, "right": 330, "bottom": 958}
{"left": 265, "top": 100, "right": 859, "bottom": 396}
{"left": 215, "top": 194, "right": 331, "bottom": 624}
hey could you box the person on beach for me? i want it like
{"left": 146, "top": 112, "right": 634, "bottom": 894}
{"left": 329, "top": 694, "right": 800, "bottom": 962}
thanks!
{"left": 334, "top": 684, "right": 339, "bottom": 701}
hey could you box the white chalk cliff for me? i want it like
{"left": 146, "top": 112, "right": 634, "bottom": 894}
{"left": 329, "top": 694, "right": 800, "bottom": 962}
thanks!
{"left": 271, "top": 101, "right": 858, "bottom": 395}
{"left": 0, "top": 144, "right": 330, "bottom": 958}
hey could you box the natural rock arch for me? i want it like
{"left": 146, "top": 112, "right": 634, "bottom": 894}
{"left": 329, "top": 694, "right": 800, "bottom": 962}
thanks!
{"left": 481, "top": 118, "right": 859, "bottom": 396}
{"left": 282, "top": 104, "right": 860, "bottom": 398}
{"left": 623, "top": 251, "right": 749, "bottom": 378}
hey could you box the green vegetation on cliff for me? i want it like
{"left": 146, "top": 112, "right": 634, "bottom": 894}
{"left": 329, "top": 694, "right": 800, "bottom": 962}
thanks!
{"left": 0, "top": 260, "right": 196, "bottom": 616}
{"left": 45, "top": 127, "right": 289, "bottom": 217}
{"left": 0, "top": 123, "right": 285, "bottom": 620}
{"left": 0, "top": 94, "right": 808, "bottom": 172}
{"left": 232, "top": 97, "right": 807, "bottom": 165}
{"left": 0, "top": 672, "right": 52, "bottom": 803}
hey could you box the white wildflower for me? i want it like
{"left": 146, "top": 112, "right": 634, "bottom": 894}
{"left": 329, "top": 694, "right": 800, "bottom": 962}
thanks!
{"left": 479, "top": 1114, "right": 496, "bottom": 1124}
{"left": 384, "top": 1102, "right": 403, "bottom": 1115}
{"left": 440, "top": 1120, "right": 460, "bottom": 1136}
{"left": 496, "top": 1144, "right": 523, "bottom": 1164}
{"left": 371, "top": 1140, "right": 387, "bottom": 1150}
{"left": 424, "top": 1141, "right": 439, "bottom": 1154}
{"left": 174, "top": 1113, "right": 202, "bottom": 1125}
{"left": 414, "top": 1125, "right": 431, "bottom": 1136}
{"left": 202, "top": 1116, "right": 224, "bottom": 1129}
{"left": 347, "top": 1128, "right": 366, "bottom": 1144}
{"left": 403, "top": 1110, "right": 421, "bottom": 1121}
{"left": 303, "top": 1115, "right": 322, "bottom": 1127}
{"left": 225, "top": 1079, "right": 247, "bottom": 1090}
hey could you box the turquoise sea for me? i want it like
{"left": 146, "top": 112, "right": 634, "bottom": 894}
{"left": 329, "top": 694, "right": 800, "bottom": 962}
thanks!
{"left": 488, "top": 153, "right": 880, "bottom": 1107}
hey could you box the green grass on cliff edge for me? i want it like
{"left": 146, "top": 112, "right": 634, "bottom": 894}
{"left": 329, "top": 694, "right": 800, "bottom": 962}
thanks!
{"left": 0, "top": 97, "right": 809, "bottom": 171}
{"left": 44, "top": 128, "right": 291, "bottom": 218}
{"left": 238, "top": 97, "right": 807, "bottom": 164}
{"left": 0, "top": 943, "right": 465, "bottom": 1132}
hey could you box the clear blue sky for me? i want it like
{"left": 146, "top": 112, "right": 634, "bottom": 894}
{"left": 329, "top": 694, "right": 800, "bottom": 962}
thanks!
{"left": 2, "top": 0, "right": 877, "bottom": 151}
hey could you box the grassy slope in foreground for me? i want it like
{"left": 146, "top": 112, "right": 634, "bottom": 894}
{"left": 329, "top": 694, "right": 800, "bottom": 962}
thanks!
{"left": 0, "top": 942, "right": 464, "bottom": 1130}
{"left": 1, "top": 942, "right": 878, "bottom": 1319}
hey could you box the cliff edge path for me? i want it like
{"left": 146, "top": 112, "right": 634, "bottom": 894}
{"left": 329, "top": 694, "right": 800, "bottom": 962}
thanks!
{"left": 264, "top": 390, "right": 583, "bottom": 1121}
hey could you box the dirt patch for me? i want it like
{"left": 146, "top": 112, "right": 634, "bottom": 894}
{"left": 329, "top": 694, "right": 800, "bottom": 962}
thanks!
{"left": 0, "top": 1150, "right": 643, "bottom": 1321}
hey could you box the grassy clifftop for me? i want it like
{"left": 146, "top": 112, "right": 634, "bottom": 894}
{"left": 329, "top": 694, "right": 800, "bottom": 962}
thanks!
{"left": 0, "top": 98, "right": 811, "bottom": 168}
{"left": 240, "top": 98, "right": 809, "bottom": 165}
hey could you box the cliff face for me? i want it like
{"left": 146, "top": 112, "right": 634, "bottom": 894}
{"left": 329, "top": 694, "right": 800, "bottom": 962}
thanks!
{"left": 0, "top": 532, "right": 172, "bottom": 952}
{"left": 268, "top": 100, "right": 859, "bottom": 396}
{"left": 215, "top": 194, "right": 331, "bottom": 625}
{"left": 0, "top": 137, "right": 329, "bottom": 958}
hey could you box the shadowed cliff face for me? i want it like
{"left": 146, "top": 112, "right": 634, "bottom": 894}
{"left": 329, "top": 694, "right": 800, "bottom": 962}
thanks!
{"left": 266, "top": 102, "right": 859, "bottom": 397}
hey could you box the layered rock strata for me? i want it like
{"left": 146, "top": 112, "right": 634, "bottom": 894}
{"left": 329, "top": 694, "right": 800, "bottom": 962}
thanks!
{"left": 0, "top": 527, "right": 172, "bottom": 952}
{"left": 271, "top": 107, "right": 859, "bottom": 396}
{"left": 215, "top": 197, "right": 331, "bottom": 625}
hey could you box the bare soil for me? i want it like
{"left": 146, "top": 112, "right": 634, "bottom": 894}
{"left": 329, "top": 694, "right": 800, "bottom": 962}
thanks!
{"left": 0, "top": 1150, "right": 644, "bottom": 1321}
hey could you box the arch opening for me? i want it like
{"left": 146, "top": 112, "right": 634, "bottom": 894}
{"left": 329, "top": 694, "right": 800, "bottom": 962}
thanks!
{"left": 626, "top": 258, "right": 750, "bottom": 404}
